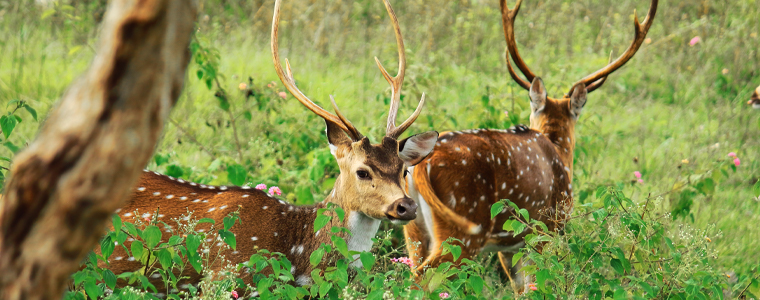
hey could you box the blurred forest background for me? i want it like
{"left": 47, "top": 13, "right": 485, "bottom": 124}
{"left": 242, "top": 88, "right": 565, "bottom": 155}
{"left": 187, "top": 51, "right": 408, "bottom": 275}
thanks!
{"left": 0, "top": 0, "right": 759, "bottom": 297}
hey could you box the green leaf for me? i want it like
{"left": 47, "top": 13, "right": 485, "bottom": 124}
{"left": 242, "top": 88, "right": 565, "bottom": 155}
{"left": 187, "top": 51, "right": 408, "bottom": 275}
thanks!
{"left": 223, "top": 215, "right": 236, "bottom": 231}
{"left": 610, "top": 258, "right": 625, "bottom": 274}
{"left": 518, "top": 208, "right": 530, "bottom": 222}
{"left": 1, "top": 115, "right": 17, "bottom": 139}
{"left": 100, "top": 236, "right": 115, "bottom": 259}
{"left": 112, "top": 215, "right": 122, "bottom": 232}
{"left": 243, "top": 111, "right": 252, "bottom": 121}
{"left": 219, "top": 229, "right": 236, "bottom": 250}
{"left": 314, "top": 215, "right": 331, "bottom": 232}
{"left": 310, "top": 247, "right": 325, "bottom": 267}
{"left": 196, "top": 70, "right": 203, "bottom": 80}
{"left": 2, "top": 141, "right": 19, "bottom": 153}
{"left": 103, "top": 269, "right": 117, "bottom": 289}
{"left": 227, "top": 163, "right": 246, "bottom": 186}
{"left": 359, "top": 252, "right": 375, "bottom": 271}
{"left": 131, "top": 240, "right": 144, "bottom": 260}
{"left": 490, "top": 202, "right": 505, "bottom": 219}
{"left": 331, "top": 235, "right": 349, "bottom": 258}
{"left": 165, "top": 164, "right": 184, "bottom": 178}
{"left": 153, "top": 153, "right": 170, "bottom": 167}
{"left": 186, "top": 234, "right": 201, "bottom": 254}
{"left": 512, "top": 252, "right": 524, "bottom": 267}
{"left": 143, "top": 225, "right": 162, "bottom": 249}
{"left": 469, "top": 275, "right": 484, "bottom": 295}
{"left": 335, "top": 206, "right": 345, "bottom": 222}
{"left": 157, "top": 248, "right": 172, "bottom": 269}
{"left": 83, "top": 280, "right": 102, "bottom": 300}
{"left": 198, "top": 218, "right": 215, "bottom": 225}
{"left": 23, "top": 105, "right": 37, "bottom": 121}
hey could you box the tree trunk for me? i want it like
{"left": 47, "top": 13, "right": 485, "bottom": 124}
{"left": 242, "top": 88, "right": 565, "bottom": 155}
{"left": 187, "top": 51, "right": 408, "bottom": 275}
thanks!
{"left": 0, "top": 0, "right": 197, "bottom": 299}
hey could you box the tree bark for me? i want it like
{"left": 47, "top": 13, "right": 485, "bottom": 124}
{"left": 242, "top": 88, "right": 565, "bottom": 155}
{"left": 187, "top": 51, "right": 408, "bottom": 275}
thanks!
{"left": 0, "top": 0, "right": 197, "bottom": 299}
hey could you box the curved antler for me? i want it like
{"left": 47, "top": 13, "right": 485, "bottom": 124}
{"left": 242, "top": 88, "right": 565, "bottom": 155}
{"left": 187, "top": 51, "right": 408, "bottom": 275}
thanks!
{"left": 501, "top": 0, "right": 535, "bottom": 91}
{"left": 271, "top": 0, "right": 362, "bottom": 141}
{"left": 376, "top": 0, "right": 425, "bottom": 139}
{"left": 569, "top": 0, "right": 658, "bottom": 95}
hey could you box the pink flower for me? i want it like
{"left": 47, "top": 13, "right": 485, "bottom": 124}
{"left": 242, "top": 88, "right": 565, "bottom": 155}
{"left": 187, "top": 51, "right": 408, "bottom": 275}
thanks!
{"left": 728, "top": 152, "right": 737, "bottom": 158}
{"left": 504, "top": 111, "right": 509, "bottom": 117}
{"left": 143, "top": 216, "right": 151, "bottom": 223}
{"left": 238, "top": 83, "right": 247, "bottom": 90}
{"left": 638, "top": 179, "right": 644, "bottom": 184}
{"left": 391, "top": 256, "right": 415, "bottom": 268}
{"left": 231, "top": 291, "right": 239, "bottom": 299}
{"left": 528, "top": 283, "right": 537, "bottom": 291}
{"left": 634, "top": 171, "right": 642, "bottom": 179}
{"left": 278, "top": 91, "right": 287, "bottom": 99}
{"left": 255, "top": 183, "right": 267, "bottom": 190}
{"left": 734, "top": 158, "right": 740, "bottom": 167}
{"left": 689, "top": 36, "right": 701, "bottom": 46}
{"left": 439, "top": 292, "right": 450, "bottom": 299}
{"left": 268, "top": 186, "right": 282, "bottom": 196}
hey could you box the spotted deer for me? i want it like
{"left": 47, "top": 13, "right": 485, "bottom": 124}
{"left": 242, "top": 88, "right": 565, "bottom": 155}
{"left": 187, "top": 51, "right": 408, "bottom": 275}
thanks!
{"left": 749, "top": 85, "right": 760, "bottom": 109}
{"left": 101, "top": 0, "right": 438, "bottom": 294}
{"left": 403, "top": 0, "right": 657, "bottom": 289}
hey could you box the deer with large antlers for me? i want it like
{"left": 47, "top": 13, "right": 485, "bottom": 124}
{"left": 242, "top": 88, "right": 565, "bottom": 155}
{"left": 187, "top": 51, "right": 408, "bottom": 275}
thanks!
{"left": 100, "top": 0, "right": 437, "bottom": 295}
{"left": 403, "top": 0, "right": 657, "bottom": 290}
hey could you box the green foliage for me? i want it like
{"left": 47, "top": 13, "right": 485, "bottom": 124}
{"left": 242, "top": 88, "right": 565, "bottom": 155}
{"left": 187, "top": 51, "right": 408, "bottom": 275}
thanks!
{"left": 492, "top": 186, "right": 737, "bottom": 299}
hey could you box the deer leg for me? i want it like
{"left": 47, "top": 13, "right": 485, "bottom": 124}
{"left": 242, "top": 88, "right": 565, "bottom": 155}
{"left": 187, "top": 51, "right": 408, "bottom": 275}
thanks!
{"left": 403, "top": 221, "right": 429, "bottom": 271}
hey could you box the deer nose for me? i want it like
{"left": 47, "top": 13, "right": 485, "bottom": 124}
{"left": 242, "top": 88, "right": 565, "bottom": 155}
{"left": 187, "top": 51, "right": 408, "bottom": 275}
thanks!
{"left": 387, "top": 197, "right": 418, "bottom": 220}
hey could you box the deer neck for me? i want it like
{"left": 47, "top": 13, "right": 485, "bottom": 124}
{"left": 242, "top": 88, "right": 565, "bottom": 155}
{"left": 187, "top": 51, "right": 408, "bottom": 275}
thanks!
{"left": 535, "top": 120, "right": 576, "bottom": 181}
{"left": 322, "top": 182, "right": 381, "bottom": 267}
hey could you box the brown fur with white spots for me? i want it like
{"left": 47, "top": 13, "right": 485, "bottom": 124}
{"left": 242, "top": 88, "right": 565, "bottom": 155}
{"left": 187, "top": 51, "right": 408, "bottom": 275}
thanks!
{"left": 404, "top": 0, "right": 657, "bottom": 291}
{"left": 748, "top": 85, "right": 760, "bottom": 109}
{"left": 99, "top": 0, "right": 438, "bottom": 295}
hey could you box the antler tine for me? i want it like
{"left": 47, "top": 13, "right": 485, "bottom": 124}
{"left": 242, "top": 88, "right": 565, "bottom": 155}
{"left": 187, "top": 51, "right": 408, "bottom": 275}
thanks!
{"left": 389, "top": 93, "right": 426, "bottom": 139}
{"left": 376, "top": 0, "right": 412, "bottom": 139}
{"left": 582, "top": 51, "right": 613, "bottom": 94}
{"left": 271, "top": 0, "right": 362, "bottom": 141}
{"left": 501, "top": 0, "right": 536, "bottom": 91}
{"left": 570, "top": 0, "right": 658, "bottom": 95}
{"left": 329, "top": 95, "right": 363, "bottom": 140}
{"left": 505, "top": 48, "right": 531, "bottom": 90}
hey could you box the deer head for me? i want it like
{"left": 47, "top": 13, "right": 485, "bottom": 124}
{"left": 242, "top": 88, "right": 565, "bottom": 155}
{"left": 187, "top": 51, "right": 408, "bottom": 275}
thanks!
{"left": 501, "top": 0, "right": 657, "bottom": 175}
{"left": 272, "top": 0, "right": 438, "bottom": 225}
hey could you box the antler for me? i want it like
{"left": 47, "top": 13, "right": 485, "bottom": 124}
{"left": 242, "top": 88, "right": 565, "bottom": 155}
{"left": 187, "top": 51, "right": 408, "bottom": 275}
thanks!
{"left": 271, "top": 0, "right": 363, "bottom": 141}
{"left": 501, "top": 0, "right": 534, "bottom": 91}
{"left": 569, "top": 0, "right": 658, "bottom": 95}
{"left": 376, "top": 0, "right": 426, "bottom": 139}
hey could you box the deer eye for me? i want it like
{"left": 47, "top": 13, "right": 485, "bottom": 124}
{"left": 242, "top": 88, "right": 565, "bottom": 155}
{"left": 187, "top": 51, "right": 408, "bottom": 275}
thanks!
{"left": 356, "top": 170, "right": 371, "bottom": 180}
{"left": 404, "top": 170, "right": 410, "bottom": 177}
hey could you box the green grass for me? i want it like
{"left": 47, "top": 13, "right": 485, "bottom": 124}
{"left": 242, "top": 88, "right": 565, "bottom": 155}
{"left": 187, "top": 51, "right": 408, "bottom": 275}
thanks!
{"left": 1, "top": 0, "right": 759, "bottom": 293}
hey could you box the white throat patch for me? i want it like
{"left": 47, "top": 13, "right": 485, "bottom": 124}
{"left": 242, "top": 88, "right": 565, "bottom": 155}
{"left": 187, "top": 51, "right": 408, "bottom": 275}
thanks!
{"left": 346, "top": 212, "right": 381, "bottom": 268}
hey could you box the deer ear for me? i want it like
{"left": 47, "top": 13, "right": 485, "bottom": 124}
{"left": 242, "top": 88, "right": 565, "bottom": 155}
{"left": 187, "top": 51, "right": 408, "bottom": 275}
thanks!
{"left": 569, "top": 82, "right": 587, "bottom": 119}
{"left": 398, "top": 131, "right": 438, "bottom": 166}
{"left": 326, "top": 120, "right": 351, "bottom": 156}
{"left": 529, "top": 77, "right": 547, "bottom": 113}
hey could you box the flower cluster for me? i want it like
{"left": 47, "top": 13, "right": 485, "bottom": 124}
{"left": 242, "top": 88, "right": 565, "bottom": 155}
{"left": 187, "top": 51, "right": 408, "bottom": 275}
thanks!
{"left": 268, "top": 186, "right": 282, "bottom": 196}
{"left": 634, "top": 171, "right": 643, "bottom": 184}
{"left": 390, "top": 256, "right": 415, "bottom": 268}
{"left": 253, "top": 183, "right": 283, "bottom": 196}
{"left": 728, "top": 152, "right": 740, "bottom": 167}
{"left": 439, "top": 292, "right": 450, "bottom": 299}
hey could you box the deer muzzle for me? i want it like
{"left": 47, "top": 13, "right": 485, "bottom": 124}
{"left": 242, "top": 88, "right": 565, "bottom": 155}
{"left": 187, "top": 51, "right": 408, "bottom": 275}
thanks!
{"left": 386, "top": 197, "right": 418, "bottom": 221}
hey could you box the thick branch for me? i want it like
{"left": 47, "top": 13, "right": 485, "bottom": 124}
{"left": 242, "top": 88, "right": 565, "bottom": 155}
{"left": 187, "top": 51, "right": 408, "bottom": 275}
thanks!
{"left": 0, "top": 0, "right": 197, "bottom": 299}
